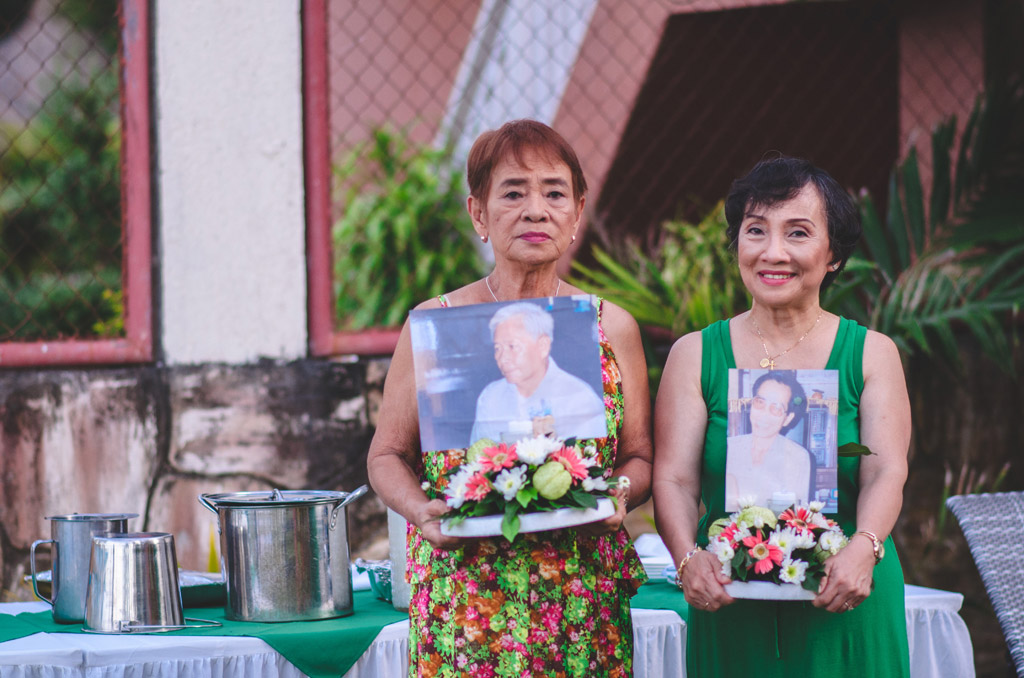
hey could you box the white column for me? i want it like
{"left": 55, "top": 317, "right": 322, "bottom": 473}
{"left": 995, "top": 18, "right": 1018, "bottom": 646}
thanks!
{"left": 155, "top": 0, "right": 307, "bottom": 364}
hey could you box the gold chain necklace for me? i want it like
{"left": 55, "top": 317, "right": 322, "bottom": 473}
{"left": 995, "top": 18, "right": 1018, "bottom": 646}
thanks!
{"left": 485, "top": 275, "right": 560, "bottom": 302}
{"left": 751, "top": 309, "right": 823, "bottom": 369}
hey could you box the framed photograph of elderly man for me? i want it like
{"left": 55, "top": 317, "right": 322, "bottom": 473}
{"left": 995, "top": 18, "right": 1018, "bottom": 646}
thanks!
{"left": 409, "top": 295, "right": 606, "bottom": 452}
{"left": 725, "top": 368, "right": 840, "bottom": 514}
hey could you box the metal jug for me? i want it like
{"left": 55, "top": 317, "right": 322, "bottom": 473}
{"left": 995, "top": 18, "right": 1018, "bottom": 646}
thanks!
{"left": 30, "top": 513, "right": 137, "bottom": 624}
{"left": 83, "top": 532, "right": 220, "bottom": 633}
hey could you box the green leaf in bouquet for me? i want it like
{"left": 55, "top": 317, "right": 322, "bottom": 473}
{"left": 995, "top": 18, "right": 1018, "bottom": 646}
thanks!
{"left": 838, "top": 442, "right": 874, "bottom": 457}
{"left": 801, "top": 576, "right": 820, "bottom": 593}
{"left": 568, "top": 488, "right": 599, "bottom": 509}
{"left": 515, "top": 485, "right": 539, "bottom": 509}
{"left": 501, "top": 502, "right": 521, "bottom": 542}
{"left": 445, "top": 513, "right": 467, "bottom": 527}
{"left": 731, "top": 550, "right": 748, "bottom": 581}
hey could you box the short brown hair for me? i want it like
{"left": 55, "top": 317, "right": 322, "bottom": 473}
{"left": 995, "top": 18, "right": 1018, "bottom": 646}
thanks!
{"left": 466, "top": 119, "right": 587, "bottom": 203}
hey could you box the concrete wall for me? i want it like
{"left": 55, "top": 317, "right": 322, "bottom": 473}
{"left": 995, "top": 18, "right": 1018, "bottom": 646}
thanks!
{"left": 156, "top": 0, "right": 308, "bottom": 365}
{"left": 0, "top": 360, "right": 390, "bottom": 598}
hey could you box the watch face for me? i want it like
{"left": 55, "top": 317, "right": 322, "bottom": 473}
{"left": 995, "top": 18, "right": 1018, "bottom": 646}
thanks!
{"left": 877, "top": 541, "right": 885, "bottom": 561}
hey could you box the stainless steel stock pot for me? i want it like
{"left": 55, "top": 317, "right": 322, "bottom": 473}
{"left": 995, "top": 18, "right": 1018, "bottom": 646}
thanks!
{"left": 199, "top": 486, "right": 367, "bottom": 622}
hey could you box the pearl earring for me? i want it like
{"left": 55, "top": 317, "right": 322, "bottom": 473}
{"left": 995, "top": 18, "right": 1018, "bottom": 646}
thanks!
{"left": 571, "top": 234, "right": 577, "bottom": 243}
{"left": 480, "top": 235, "right": 488, "bottom": 243}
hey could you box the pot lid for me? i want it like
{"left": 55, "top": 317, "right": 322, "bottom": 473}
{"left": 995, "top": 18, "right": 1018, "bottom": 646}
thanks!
{"left": 200, "top": 489, "right": 349, "bottom": 507}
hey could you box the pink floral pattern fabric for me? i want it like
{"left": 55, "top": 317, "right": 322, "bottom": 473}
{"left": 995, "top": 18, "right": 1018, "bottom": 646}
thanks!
{"left": 407, "top": 299, "right": 646, "bottom": 677}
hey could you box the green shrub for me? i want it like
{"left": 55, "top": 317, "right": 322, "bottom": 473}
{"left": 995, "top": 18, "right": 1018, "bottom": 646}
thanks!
{"left": 0, "top": 68, "right": 122, "bottom": 341}
{"left": 332, "top": 128, "right": 484, "bottom": 329}
{"left": 570, "top": 202, "right": 749, "bottom": 338}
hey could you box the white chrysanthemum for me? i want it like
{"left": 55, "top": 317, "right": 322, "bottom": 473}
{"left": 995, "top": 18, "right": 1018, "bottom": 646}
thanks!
{"left": 809, "top": 511, "right": 830, "bottom": 529}
{"left": 494, "top": 465, "right": 528, "bottom": 501}
{"left": 445, "top": 469, "right": 471, "bottom": 509}
{"left": 514, "top": 437, "right": 555, "bottom": 465}
{"left": 808, "top": 500, "right": 825, "bottom": 513}
{"left": 709, "top": 539, "right": 735, "bottom": 565}
{"left": 583, "top": 444, "right": 598, "bottom": 458}
{"left": 769, "top": 527, "right": 799, "bottom": 557}
{"left": 792, "top": 530, "right": 816, "bottom": 550}
{"left": 779, "top": 558, "right": 808, "bottom": 584}
{"left": 421, "top": 481, "right": 431, "bottom": 492}
{"left": 582, "top": 476, "right": 609, "bottom": 492}
{"left": 732, "top": 525, "right": 752, "bottom": 542}
{"left": 819, "top": 530, "right": 848, "bottom": 555}
{"left": 737, "top": 495, "right": 758, "bottom": 509}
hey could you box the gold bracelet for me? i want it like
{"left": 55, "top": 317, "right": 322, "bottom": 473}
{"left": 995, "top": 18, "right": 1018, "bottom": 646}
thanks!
{"left": 853, "top": 530, "right": 885, "bottom": 564}
{"left": 674, "top": 546, "right": 703, "bottom": 588}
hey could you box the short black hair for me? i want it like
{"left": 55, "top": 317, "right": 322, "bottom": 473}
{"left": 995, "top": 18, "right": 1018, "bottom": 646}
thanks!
{"left": 752, "top": 370, "right": 807, "bottom": 435}
{"left": 725, "top": 156, "right": 861, "bottom": 291}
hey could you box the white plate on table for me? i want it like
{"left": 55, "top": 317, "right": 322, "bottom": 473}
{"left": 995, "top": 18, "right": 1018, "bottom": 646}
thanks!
{"left": 441, "top": 498, "right": 615, "bottom": 537}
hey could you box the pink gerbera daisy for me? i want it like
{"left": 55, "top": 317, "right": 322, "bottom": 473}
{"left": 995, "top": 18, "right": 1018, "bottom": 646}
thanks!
{"left": 779, "top": 507, "right": 814, "bottom": 534}
{"left": 742, "top": 533, "right": 784, "bottom": 574}
{"left": 478, "top": 443, "right": 518, "bottom": 473}
{"left": 549, "top": 446, "right": 589, "bottom": 480}
{"left": 465, "top": 472, "right": 492, "bottom": 501}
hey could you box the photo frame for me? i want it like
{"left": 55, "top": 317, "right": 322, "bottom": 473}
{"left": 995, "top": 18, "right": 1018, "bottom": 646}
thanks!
{"left": 410, "top": 295, "right": 605, "bottom": 452}
{"left": 725, "top": 368, "right": 839, "bottom": 513}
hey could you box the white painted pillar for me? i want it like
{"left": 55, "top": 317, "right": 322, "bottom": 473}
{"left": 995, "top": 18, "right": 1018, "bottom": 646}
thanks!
{"left": 155, "top": 0, "right": 307, "bottom": 364}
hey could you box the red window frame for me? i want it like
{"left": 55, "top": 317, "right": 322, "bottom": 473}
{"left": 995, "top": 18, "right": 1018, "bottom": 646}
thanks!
{"left": 0, "top": 0, "right": 153, "bottom": 368}
{"left": 303, "top": 0, "right": 403, "bottom": 357}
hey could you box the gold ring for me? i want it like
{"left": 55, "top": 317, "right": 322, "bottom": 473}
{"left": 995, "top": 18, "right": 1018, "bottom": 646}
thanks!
{"left": 704, "top": 601, "right": 710, "bottom": 609}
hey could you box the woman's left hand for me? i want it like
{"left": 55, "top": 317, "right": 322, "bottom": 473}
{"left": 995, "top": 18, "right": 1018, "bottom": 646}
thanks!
{"left": 576, "top": 485, "right": 629, "bottom": 537}
{"left": 812, "top": 536, "right": 876, "bottom": 613}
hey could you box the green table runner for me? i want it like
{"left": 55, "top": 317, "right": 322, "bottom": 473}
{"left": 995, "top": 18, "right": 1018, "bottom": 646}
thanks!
{"left": 1, "top": 581, "right": 686, "bottom": 676}
{"left": 633, "top": 579, "right": 690, "bottom": 620}
{"left": 1, "top": 590, "right": 407, "bottom": 678}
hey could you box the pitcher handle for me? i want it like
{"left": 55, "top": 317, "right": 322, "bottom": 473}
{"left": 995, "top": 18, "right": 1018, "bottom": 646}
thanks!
{"left": 29, "top": 539, "right": 55, "bottom": 605}
{"left": 197, "top": 494, "right": 219, "bottom": 515}
{"left": 118, "top": 617, "right": 223, "bottom": 632}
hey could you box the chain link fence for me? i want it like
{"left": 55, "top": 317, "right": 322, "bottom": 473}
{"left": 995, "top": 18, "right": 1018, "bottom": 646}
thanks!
{"left": 323, "top": 0, "right": 1001, "bottom": 329}
{"left": 0, "top": 0, "right": 122, "bottom": 343}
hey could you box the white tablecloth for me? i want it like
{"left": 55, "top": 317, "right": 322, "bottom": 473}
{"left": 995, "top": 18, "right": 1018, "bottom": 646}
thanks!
{"left": 0, "top": 585, "right": 971, "bottom": 678}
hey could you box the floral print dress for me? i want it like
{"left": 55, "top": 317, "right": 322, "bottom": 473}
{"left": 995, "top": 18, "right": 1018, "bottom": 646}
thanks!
{"left": 407, "top": 298, "right": 647, "bottom": 678}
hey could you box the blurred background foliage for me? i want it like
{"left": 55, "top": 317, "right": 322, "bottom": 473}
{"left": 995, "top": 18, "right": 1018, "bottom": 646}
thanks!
{"left": 0, "top": 68, "right": 122, "bottom": 340}
{"left": 332, "top": 127, "right": 484, "bottom": 329}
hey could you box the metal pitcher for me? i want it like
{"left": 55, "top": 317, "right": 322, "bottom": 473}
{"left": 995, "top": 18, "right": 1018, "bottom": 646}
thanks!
{"left": 30, "top": 513, "right": 137, "bottom": 624}
{"left": 83, "top": 532, "right": 220, "bottom": 634}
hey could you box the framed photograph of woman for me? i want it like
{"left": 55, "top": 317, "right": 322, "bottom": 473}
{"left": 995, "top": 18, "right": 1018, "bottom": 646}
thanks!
{"left": 409, "top": 295, "right": 605, "bottom": 451}
{"left": 725, "top": 368, "right": 839, "bottom": 512}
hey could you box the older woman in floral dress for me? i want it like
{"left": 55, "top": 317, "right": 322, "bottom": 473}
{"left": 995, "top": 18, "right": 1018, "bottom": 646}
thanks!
{"left": 368, "top": 119, "right": 653, "bottom": 678}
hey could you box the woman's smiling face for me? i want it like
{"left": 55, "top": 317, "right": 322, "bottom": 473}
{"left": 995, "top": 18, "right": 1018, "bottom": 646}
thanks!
{"left": 736, "top": 183, "right": 833, "bottom": 308}
{"left": 469, "top": 148, "right": 584, "bottom": 268}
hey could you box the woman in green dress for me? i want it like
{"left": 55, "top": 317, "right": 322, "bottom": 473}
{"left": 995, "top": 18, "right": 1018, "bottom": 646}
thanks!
{"left": 368, "top": 120, "right": 653, "bottom": 677}
{"left": 653, "top": 157, "right": 911, "bottom": 676}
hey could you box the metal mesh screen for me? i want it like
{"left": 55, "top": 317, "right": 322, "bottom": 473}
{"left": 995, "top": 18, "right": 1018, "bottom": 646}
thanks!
{"left": 322, "top": 0, "right": 993, "bottom": 326}
{"left": 0, "top": 0, "right": 123, "bottom": 343}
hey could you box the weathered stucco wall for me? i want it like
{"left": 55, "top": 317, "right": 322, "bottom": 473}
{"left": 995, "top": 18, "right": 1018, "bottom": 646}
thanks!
{"left": 0, "top": 358, "right": 390, "bottom": 599}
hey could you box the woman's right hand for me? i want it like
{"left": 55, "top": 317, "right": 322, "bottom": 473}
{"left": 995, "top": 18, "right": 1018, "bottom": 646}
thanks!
{"left": 679, "top": 550, "right": 734, "bottom": 613}
{"left": 413, "top": 498, "right": 464, "bottom": 550}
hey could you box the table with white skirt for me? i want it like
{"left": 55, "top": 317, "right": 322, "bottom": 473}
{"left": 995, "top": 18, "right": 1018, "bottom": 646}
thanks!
{"left": 0, "top": 584, "right": 973, "bottom": 678}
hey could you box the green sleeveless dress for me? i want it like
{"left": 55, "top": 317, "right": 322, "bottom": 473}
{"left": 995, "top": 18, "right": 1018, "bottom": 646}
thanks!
{"left": 688, "top": 318, "right": 910, "bottom": 677}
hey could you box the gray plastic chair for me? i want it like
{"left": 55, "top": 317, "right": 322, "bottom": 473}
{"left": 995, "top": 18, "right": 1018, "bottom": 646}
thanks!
{"left": 946, "top": 491, "right": 1024, "bottom": 676}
